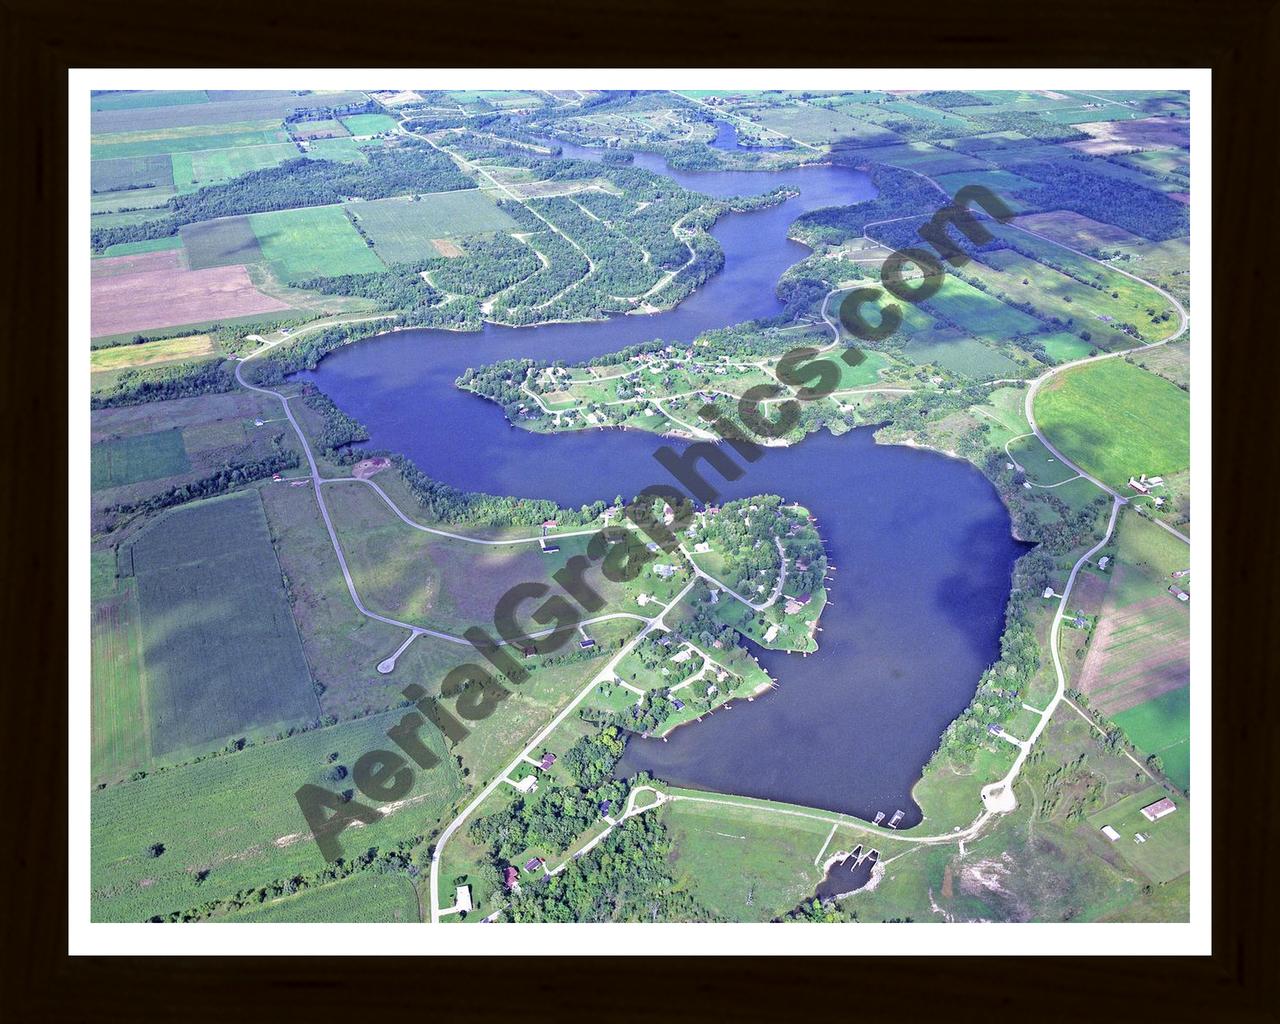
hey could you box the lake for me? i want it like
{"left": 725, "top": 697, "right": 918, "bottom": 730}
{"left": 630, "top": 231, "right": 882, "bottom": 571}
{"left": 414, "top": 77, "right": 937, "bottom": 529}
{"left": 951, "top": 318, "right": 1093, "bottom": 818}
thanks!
{"left": 297, "top": 140, "right": 1027, "bottom": 826}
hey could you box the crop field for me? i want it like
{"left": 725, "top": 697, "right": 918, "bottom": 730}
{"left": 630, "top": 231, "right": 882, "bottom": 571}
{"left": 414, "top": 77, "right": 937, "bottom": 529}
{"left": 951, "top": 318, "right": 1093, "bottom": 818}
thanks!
{"left": 1014, "top": 210, "right": 1144, "bottom": 252}
{"left": 1067, "top": 116, "right": 1189, "bottom": 156}
{"left": 1085, "top": 785, "right": 1189, "bottom": 884}
{"left": 289, "top": 119, "right": 350, "bottom": 141}
{"left": 92, "top": 186, "right": 177, "bottom": 216}
{"left": 302, "top": 137, "right": 372, "bottom": 163}
{"left": 932, "top": 169, "right": 1045, "bottom": 211}
{"left": 250, "top": 206, "right": 385, "bottom": 280}
{"left": 1034, "top": 358, "right": 1190, "bottom": 489}
{"left": 749, "top": 102, "right": 898, "bottom": 146}
{"left": 91, "top": 428, "right": 190, "bottom": 491}
{"left": 901, "top": 330, "right": 1022, "bottom": 380}
{"left": 855, "top": 141, "right": 991, "bottom": 175}
{"left": 1113, "top": 688, "right": 1191, "bottom": 791}
{"left": 91, "top": 260, "right": 290, "bottom": 337}
{"left": 449, "top": 89, "right": 545, "bottom": 109}
{"left": 179, "top": 216, "right": 264, "bottom": 269}
{"left": 349, "top": 192, "right": 518, "bottom": 264}
{"left": 340, "top": 113, "right": 399, "bottom": 135}
{"left": 92, "top": 90, "right": 210, "bottom": 112}
{"left": 90, "top": 333, "right": 218, "bottom": 375}
{"left": 1110, "top": 237, "right": 1191, "bottom": 306}
{"left": 171, "top": 143, "right": 301, "bottom": 193}
{"left": 126, "top": 490, "right": 318, "bottom": 760}
{"left": 89, "top": 705, "right": 462, "bottom": 922}
{"left": 91, "top": 153, "right": 175, "bottom": 193}
{"left": 91, "top": 554, "right": 150, "bottom": 784}
{"left": 90, "top": 90, "right": 369, "bottom": 134}
{"left": 91, "top": 248, "right": 186, "bottom": 278}
{"left": 917, "top": 276, "right": 1044, "bottom": 339}
{"left": 99, "top": 236, "right": 185, "bottom": 258}
{"left": 91, "top": 120, "right": 291, "bottom": 161}
{"left": 219, "top": 872, "right": 421, "bottom": 923}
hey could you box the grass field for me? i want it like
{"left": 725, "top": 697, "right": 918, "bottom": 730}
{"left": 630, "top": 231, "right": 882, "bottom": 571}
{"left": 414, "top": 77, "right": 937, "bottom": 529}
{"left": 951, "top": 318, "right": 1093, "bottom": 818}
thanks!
{"left": 1086, "top": 785, "right": 1189, "bottom": 884}
{"left": 1034, "top": 358, "right": 1190, "bottom": 489}
{"left": 91, "top": 121, "right": 290, "bottom": 161}
{"left": 92, "top": 90, "right": 209, "bottom": 112}
{"left": 179, "top": 216, "right": 264, "bottom": 270}
{"left": 218, "top": 872, "right": 421, "bottom": 923}
{"left": 918, "top": 275, "right": 1044, "bottom": 339}
{"left": 126, "top": 490, "right": 319, "bottom": 759}
{"left": 90, "top": 334, "right": 218, "bottom": 375}
{"left": 99, "top": 236, "right": 185, "bottom": 258}
{"left": 250, "top": 206, "right": 385, "bottom": 281}
{"left": 91, "top": 553, "right": 150, "bottom": 783}
{"left": 91, "top": 429, "right": 190, "bottom": 491}
{"left": 1113, "top": 687, "right": 1190, "bottom": 791}
{"left": 89, "top": 705, "right": 462, "bottom": 922}
{"left": 1038, "top": 330, "right": 1096, "bottom": 363}
{"left": 340, "top": 113, "right": 399, "bottom": 135}
{"left": 91, "top": 153, "right": 175, "bottom": 192}
{"left": 171, "top": 143, "right": 301, "bottom": 193}
{"left": 349, "top": 192, "right": 518, "bottom": 264}
{"left": 749, "top": 102, "right": 898, "bottom": 146}
{"left": 902, "top": 328, "right": 1023, "bottom": 379}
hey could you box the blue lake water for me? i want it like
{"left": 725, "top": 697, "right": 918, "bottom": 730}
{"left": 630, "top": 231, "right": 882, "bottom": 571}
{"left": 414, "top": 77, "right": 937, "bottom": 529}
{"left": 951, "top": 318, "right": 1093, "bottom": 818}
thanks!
{"left": 297, "top": 142, "right": 1028, "bottom": 826}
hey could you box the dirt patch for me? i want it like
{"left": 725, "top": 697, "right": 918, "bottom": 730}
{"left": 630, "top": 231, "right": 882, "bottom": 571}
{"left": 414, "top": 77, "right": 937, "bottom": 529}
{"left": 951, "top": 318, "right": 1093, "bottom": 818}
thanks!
{"left": 1070, "top": 570, "right": 1109, "bottom": 616}
{"left": 941, "top": 864, "right": 954, "bottom": 900}
{"left": 352, "top": 457, "right": 392, "bottom": 479}
{"left": 1066, "top": 117, "right": 1190, "bottom": 156}
{"left": 92, "top": 263, "right": 291, "bottom": 338}
{"left": 431, "top": 238, "right": 463, "bottom": 258}
{"left": 1014, "top": 210, "right": 1141, "bottom": 249}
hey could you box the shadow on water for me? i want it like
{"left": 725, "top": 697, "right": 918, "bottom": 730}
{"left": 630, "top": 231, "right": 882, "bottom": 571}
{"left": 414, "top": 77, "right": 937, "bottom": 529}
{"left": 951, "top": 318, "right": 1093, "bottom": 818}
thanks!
{"left": 296, "top": 140, "right": 1029, "bottom": 825}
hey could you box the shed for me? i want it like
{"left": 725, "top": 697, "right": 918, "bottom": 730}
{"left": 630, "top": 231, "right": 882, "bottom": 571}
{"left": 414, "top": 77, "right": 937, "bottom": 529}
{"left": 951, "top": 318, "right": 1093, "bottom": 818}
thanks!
{"left": 1100, "top": 825, "right": 1121, "bottom": 842}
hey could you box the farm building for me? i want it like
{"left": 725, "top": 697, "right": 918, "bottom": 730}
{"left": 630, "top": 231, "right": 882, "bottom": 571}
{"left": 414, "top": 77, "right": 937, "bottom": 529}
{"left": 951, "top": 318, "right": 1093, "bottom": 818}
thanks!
{"left": 1100, "top": 825, "right": 1121, "bottom": 842}
{"left": 1140, "top": 797, "right": 1178, "bottom": 822}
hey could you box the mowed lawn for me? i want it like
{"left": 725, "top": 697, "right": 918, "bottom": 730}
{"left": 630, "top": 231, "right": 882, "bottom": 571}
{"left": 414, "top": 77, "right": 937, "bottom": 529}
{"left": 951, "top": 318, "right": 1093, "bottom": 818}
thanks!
{"left": 91, "top": 428, "right": 190, "bottom": 491}
{"left": 250, "top": 206, "right": 385, "bottom": 280}
{"left": 1113, "top": 687, "right": 1191, "bottom": 792}
{"left": 349, "top": 191, "right": 517, "bottom": 264}
{"left": 1034, "top": 358, "right": 1190, "bottom": 489}
{"left": 126, "top": 489, "right": 319, "bottom": 760}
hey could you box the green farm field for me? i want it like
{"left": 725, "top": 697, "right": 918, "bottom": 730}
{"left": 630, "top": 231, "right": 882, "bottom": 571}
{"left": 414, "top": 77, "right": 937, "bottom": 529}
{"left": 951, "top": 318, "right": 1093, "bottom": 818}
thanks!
{"left": 349, "top": 192, "right": 518, "bottom": 264}
{"left": 918, "top": 275, "right": 1044, "bottom": 339}
{"left": 91, "top": 552, "right": 150, "bottom": 784}
{"left": 90, "top": 706, "right": 463, "bottom": 922}
{"left": 340, "top": 113, "right": 399, "bottom": 135}
{"left": 250, "top": 206, "right": 385, "bottom": 280}
{"left": 902, "top": 328, "right": 1023, "bottom": 380}
{"left": 171, "top": 143, "right": 301, "bottom": 193}
{"left": 91, "top": 153, "right": 174, "bottom": 192}
{"left": 91, "top": 428, "right": 190, "bottom": 491}
{"left": 91, "top": 120, "right": 290, "bottom": 161}
{"left": 1034, "top": 358, "right": 1190, "bottom": 489}
{"left": 92, "top": 90, "right": 210, "bottom": 112}
{"left": 749, "top": 102, "right": 897, "bottom": 146}
{"left": 218, "top": 872, "right": 421, "bottom": 923}
{"left": 180, "top": 216, "right": 264, "bottom": 270}
{"left": 1113, "top": 687, "right": 1191, "bottom": 791}
{"left": 126, "top": 490, "right": 319, "bottom": 759}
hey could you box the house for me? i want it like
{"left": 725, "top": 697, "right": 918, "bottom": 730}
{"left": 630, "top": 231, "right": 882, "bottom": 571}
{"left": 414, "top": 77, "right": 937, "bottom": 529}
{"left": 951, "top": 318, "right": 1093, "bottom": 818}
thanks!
{"left": 502, "top": 866, "right": 519, "bottom": 890}
{"left": 672, "top": 699, "right": 685, "bottom": 711}
{"left": 763, "top": 623, "right": 781, "bottom": 643}
{"left": 1098, "top": 556, "right": 1111, "bottom": 570}
{"left": 540, "top": 540, "right": 560, "bottom": 554}
{"left": 599, "top": 800, "right": 611, "bottom": 816}
{"left": 578, "top": 637, "right": 596, "bottom": 649}
{"left": 784, "top": 593, "right": 812, "bottom": 615}
{"left": 987, "top": 724, "right": 1003, "bottom": 737}
{"left": 1043, "top": 587, "right": 1056, "bottom": 599}
{"left": 539, "top": 751, "right": 557, "bottom": 771}
{"left": 1140, "top": 797, "right": 1178, "bottom": 822}
{"left": 693, "top": 541, "right": 711, "bottom": 554}
{"left": 1100, "top": 825, "right": 1121, "bottom": 842}
{"left": 1172, "top": 569, "right": 1190, "bottom": 579}
{"left": 654, "top": 564, "right": 677, "bottom": 579}
{"left": 513, "top": 775, "right": 538, "bottom": 794}
{"left": 524, "top": 857, "right": 545, "bottom": 873}
{"left": 454, "top": 884, "right": 472, "bottom": 913}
